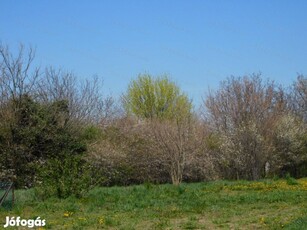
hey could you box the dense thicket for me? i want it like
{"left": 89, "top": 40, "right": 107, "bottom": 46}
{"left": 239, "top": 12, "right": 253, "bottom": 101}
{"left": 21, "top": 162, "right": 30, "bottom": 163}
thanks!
{"left": 204, "top": 75, "right": 307, "bottom": 179}
{"left": 0, "top": 44, "right": 306, "bottom": 196}
{"left": 0, "top": 44, "right": 110, "bottom": 193}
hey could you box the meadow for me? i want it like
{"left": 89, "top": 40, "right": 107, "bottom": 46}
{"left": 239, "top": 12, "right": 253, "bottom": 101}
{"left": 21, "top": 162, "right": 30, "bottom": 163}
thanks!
{"left": 1, "top": 178, "right": 307, "bottom": 229}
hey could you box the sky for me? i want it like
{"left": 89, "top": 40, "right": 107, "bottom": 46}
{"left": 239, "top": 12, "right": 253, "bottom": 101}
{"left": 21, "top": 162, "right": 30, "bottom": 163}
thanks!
{"left": 1, "top": 0, "right": 307, "bottom": 106}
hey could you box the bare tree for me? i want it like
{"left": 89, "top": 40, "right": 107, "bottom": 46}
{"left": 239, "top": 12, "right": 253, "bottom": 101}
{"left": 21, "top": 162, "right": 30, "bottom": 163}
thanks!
{"left": 204, "top": 74, "right": 286, "bottom": 180}
{"left": 144, "top": 115, "right": 204, "bottom": 185}
{"left": 36, "top": 67, "right": 116, "bottom": 125}
{"left": 289, "top": 75, "right": 307, "bottom": 122}
{"left": 0, "top": 43, "right": 40, "bottom": 104}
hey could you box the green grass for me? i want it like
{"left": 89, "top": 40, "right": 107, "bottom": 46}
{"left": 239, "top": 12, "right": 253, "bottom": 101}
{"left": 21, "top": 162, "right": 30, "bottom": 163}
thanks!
{"left": 1, "top": 178, "right": 307, "bottom": 229}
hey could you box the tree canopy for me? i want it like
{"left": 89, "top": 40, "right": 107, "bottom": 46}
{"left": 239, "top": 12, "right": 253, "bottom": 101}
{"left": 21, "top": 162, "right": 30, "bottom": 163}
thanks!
{"left": 124, "top": 74, "right": 192, "bottom": 121}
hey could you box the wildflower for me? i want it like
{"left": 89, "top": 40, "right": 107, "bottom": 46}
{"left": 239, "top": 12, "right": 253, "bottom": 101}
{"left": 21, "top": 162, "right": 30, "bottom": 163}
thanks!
{"left": 98, "top": 217, "right": 105, "bottom": 225}
{"left": 63, "top": 211, "right": 73, "bottom": 217}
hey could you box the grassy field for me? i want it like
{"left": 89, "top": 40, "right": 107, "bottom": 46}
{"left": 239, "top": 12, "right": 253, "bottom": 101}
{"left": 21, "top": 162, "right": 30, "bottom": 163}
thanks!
{"left": 1, "top": 178, "right": 307, "bottom": 229}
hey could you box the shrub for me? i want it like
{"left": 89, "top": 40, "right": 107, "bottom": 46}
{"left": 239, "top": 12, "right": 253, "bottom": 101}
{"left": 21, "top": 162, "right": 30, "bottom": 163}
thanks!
{"left": 35, "top": 154, "right": 95, "bottom": 199}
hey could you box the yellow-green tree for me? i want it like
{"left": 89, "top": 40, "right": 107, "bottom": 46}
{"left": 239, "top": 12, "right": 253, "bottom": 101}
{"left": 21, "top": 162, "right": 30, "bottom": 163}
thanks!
{"left": 124, "top": 74, "right": 192, "bottom": 121}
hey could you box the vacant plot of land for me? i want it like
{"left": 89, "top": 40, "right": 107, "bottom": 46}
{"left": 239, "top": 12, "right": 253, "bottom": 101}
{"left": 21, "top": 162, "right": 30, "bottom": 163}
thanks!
{"left": 0, "top": 179, "right": 307, "bottom": 229}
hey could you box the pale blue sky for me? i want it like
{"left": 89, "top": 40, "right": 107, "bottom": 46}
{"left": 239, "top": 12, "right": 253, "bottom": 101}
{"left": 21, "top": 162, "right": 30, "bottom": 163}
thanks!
{"left": 1, "top": 0, "right": 307, "bottom": 105}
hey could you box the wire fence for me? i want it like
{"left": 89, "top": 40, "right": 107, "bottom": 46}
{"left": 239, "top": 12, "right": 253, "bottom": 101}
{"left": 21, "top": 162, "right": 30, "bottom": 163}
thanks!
{"left": 0, "top": 182, "right": 14, "bottom": 209}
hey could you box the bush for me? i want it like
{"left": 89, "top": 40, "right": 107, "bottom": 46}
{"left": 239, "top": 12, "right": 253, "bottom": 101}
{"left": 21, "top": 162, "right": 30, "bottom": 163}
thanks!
{"left": 35, "top": 155, "right": 95, "bottom": 199}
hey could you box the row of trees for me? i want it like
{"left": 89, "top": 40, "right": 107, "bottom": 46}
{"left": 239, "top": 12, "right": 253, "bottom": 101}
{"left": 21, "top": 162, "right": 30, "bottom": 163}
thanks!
{"left": 0, "top": 44, "right": 306, "bottom": 195}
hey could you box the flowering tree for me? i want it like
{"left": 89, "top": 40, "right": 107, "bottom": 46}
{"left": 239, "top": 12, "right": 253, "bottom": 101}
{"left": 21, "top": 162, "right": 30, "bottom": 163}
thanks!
{"left": 204, "top": 74, "right": 286, "bottom": 180}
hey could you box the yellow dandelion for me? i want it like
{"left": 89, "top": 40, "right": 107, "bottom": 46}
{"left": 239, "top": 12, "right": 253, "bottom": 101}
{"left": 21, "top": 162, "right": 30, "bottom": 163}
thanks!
{"left": 63, "top": 211, "right": 73, "bottom": 217}
{"left": 98, "top": 217, "right": 105, "bottom": 225}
